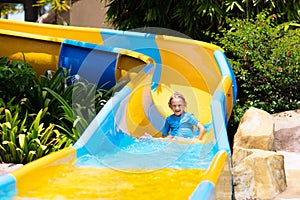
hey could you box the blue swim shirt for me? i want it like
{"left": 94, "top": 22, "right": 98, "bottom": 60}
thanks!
{"left": 161, "top": 112, "right": 199, "bottom": 138}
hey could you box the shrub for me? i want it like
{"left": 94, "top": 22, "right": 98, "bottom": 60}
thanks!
{"left": 0, "top": 58, "right": 112, "bottom": 164}
{"left": 0, "top": 56, "right": 36, "bottom": 104}
{"left": 22, "top": 68, "right": 112, "bottom": 140}
{"left": 217, "top": 12, "right": 300, "bottom": 135}
{"left": 0, "top": 107, "right": 72, "bottom": 164}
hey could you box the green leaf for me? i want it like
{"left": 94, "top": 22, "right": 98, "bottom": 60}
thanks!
{"left": 2, "top": 141, "right": 17, "bottom": 163}
{"left": 4, "top": 109, "right": 12, "bottom": 124}
{"left": 43, "top": 87, "right": 74, "bottom": 119}
{"left": 29, "top": 108, "right": 47, "bottom": 138}
{"left": 26, "top": 150, "right": 36, "bottom": 163}
{"left": 1, "top": 122, "right": 11, "bottom": 129}
{"left": 40, "top": 123, "right": 55, "bottom": 144}
{"left": 19, "top": 134, "right": 27, "bottom": 152}
{"left": 16, "top": 148, "right": 25, "bottom": 163}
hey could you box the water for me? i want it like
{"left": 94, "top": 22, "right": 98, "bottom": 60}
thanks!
{"left": 75, "top": 137, "right": 216, "bottom": 170}
{"left": 14, "top": 137, "right": 216, "bottom": 199}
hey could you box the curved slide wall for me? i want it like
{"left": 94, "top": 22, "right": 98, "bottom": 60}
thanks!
{"left": 0, "top": 19, "right": 237, "bottom": 199}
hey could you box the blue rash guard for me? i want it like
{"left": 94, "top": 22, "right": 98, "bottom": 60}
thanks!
{"left": 161, "top": 112, "right": 199, "bottom": 138}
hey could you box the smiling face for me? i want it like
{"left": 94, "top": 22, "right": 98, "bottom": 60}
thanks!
{"left": 170, "top": 97, "right": 186, "bottom": 116}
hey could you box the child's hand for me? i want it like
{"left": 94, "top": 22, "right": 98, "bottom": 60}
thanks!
{"left": 139, "top": 133, "right": 152, "bottom": 139}
{"left": 166, "top": 135, "right": 174, "bottom": 139}
{"left": 196, "top": 135, "right": 205, "bottom": 143}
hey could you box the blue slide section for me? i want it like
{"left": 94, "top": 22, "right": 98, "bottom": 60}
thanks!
{"left": 59, "top": 39, "right": 118, "bottom": 89}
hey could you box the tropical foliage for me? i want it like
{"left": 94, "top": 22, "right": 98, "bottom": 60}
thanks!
{"left": 0, "top": 107, "right": 69, "bottom": 163}
{"left": 0, "top": 3, "right": 20, "bottom": 18}
{"left": 217, "top": 13, "right": 300, "bottom": 135}
{"left": 35, "top": 0, "right": 71, "bottom": 13}
{"left": 34, "top": 0, "right": 73, "bottom": 24}
{"left": 0, "top": 57, "right": 35, "bottom": 104}
{"left": 99, "top": 0, "right": 300, "bottom": 41}
{"left": 0, "top": 57, "right": 112, "bottom": 164}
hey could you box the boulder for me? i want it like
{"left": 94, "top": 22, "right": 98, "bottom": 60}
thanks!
{"left": 273, "top": 110, "right": 300, "bottom": 152}
{"left": 232, "top": 148, "right": 286, "bottom": 200}
{"left": 234, "top": 107, "right": 275, "bottom": 151}
{"left": 232, "top": 146, "right": 253, "bottom": 167}
{"left": 0, "top": 163, "right": 23, "bottom": 176}
{"left": 232, "top": 107, "right": 288, "bottom": 199}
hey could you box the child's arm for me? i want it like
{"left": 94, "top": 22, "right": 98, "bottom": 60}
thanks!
{"left": 196, "top": 122, "right": 206, "bottom": 140}
{"left": 161, "top": 118, "right": 170, "bottom": 138}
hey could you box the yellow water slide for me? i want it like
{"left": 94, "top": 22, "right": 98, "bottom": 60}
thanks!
{"left": 0, "top": 19, "right": 237, "bottom": 199}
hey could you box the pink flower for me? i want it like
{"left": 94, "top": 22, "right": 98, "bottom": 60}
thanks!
{"left": 278, "top": 67, "right": 283, "bottom": 72}
{"left": 287, "top": 51, "right": 291, "bottom": 57}
{"left": 271, "top": 15, "right": 275, "bottom": 19}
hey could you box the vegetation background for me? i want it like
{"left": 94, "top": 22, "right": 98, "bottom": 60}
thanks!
{"left": 0, "top": 0, "right": 299, "bottom": 163}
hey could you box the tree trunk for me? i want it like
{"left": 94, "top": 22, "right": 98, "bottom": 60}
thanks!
{"left": 24, "top": 0, "right": 38, "bottom": 22}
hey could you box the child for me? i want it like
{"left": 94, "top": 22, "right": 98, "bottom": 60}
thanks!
{"left": 161, "top": 92, "right": 206, "bottom": 140}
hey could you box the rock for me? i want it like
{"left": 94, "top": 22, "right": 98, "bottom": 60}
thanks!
{"left": 273, "top": 110, "right": 300, "bottom": 131}
{"left": 232, "top": 146, "right": 253, "bottom": 167}
{"left": 274, "top": 126, "right": 300, "bottom": 152}
{"left": 234, "top": 107, "right": 275, "bottom": 151}
{"left": 0, "top": 163, "right": 23, "bottom": 176}
{"left": 273, "top": 110, "right": 300, "bottom": 152}
{"left": 273, "top": 151, "right": 300, "bottom": 199}
{"left": 232, "top": 107, "right": 290, "bottom": 200}
{"left": 232, "top": 148, "right": 286, "bottom": 200}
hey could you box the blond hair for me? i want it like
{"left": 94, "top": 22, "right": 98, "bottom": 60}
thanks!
{"left": 168, "top": 92, "right": 187, "bottom": 109}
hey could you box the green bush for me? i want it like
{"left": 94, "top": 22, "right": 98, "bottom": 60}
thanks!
{"left": 0, "top": 56, "right": 36, "bottom": 104}
{"left": 217, "top": 12, "right": 300, "bottom": 135}
{"left": 0, "top": 107, "right": 71, "bottom": 164}
{"left": 0, "top": 58, "right": 112, "bottom": 164}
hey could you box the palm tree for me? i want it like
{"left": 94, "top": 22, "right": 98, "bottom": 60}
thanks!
{"left": 35, "top": 0, "right": 72, "bottom": 24}
{"left": 0, "top": 0, "right": 38, "bottom": 22}
{"left": 0, "top": 3, "right": 20, "bottom": 19}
